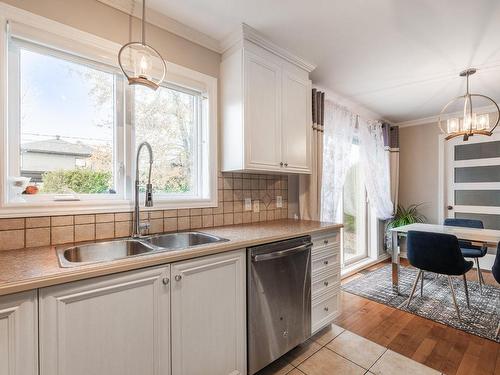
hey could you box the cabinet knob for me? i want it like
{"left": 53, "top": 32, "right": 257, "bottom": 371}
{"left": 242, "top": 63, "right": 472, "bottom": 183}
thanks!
{"left": 324, "top": 281, "right": 329, "bottom": 286}
{"left": 175, "top": 275, "right": 182, "bottom": 281}
{"left": 284, "top": 162, "right": 288, "bottom": 167}
{"left": 324, "top": 260, "right": 329, "bottom": 265}
{"left": 280, "top": 162, "right": 284, "bottom": 167}
{"left": 324, "top": 239, "right": 329, "bottom": 245}
{"left": 324, "top": 306, "right": 329, "bottom": 312}
{"left": 162, "top": 277, "right": 170, "bottom": 285}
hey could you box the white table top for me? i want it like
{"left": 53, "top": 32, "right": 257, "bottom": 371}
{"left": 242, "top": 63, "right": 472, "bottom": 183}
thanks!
{"left": 391, "top": 223, "right": 500, "bottom": 246}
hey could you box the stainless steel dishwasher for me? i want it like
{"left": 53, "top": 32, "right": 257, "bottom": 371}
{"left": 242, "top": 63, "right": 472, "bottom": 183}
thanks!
{"left": 247, "top": 236, "right": 312, "bottom": 374}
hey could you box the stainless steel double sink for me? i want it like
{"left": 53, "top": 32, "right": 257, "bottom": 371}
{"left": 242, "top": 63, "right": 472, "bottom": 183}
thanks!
{"left": 57, "top": 232, "right": 229, "bottom": 267}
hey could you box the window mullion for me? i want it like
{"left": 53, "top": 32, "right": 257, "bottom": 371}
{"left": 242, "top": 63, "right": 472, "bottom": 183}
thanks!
{"left": 7, "top": 41, "right": 21, "bottom": 190}
{"left": 124, "top": 83, "right": 134, "bottom": 202}
{"left": 114, "top": 73, "right": 126, "bottom": 200}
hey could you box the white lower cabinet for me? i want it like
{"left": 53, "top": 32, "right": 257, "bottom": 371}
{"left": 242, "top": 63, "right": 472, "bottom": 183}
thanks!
{"left": 171, "top": 249, "right": 246, "bottom": 375}
{"left": 0, "top": 290, "right": 38, "bottom": 375}
{"left": 37, "top": 249, "right": 246, "bottom": 375}
{"left": 310, "top": 230, "right": 342, "bottom": 334}
{"left": 39, "top": 266, "right": 171, "bottom": 375}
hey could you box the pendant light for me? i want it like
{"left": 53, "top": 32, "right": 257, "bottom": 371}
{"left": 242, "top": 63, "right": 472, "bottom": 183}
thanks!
{"left": 438, "top": 68, "right": 499, "bottom": 141}
{"left": 118, "top": 0, "right": 166, "bottom": 90}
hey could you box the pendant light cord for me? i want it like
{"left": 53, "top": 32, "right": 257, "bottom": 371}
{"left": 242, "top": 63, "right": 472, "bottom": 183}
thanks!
{"left": 142, "top": 0, "right": 146, "bottom": 46}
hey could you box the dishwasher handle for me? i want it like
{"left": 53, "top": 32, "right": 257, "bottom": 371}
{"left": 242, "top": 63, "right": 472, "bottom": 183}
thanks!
{"left": 252, "top": 243, "right": 312, "bottom": 262}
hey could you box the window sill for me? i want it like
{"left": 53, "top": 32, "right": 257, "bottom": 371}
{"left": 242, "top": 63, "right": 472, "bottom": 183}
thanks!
{"left": 0, "top": 198, "right": 218, "bottom": 218}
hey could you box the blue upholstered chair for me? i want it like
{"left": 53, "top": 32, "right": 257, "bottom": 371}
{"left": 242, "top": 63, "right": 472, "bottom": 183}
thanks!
{"left": 444, "top": 218, "right": 487, "bottom": 293}
{"left": 493, "top": 244, "right": 500, "bottom": 337}
{"left": 406, "top": 230, "right": 473, "bottom": 320}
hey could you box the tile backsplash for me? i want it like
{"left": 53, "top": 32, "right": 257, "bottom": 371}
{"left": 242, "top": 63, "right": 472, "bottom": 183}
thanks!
{"left": 0, "top": 172, "right": 288, "bottom": 251}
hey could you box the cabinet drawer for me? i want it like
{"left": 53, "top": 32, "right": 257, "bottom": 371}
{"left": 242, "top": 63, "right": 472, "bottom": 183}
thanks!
{"left": 311, "top": 291, "right": 340, "bottom": 334}
{"left": 312, "top": 231, "right": 340, "bottom": 252}
{"left": 311, "top": 248, "right": 340, "bottom": 273}
{"left": 312, "top": 269, "right": 340, "bottom": 298}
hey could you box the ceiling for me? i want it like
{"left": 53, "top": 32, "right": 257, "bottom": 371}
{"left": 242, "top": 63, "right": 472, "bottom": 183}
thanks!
{"left": 141, "top": 0, "right": 500, "bottom": 123}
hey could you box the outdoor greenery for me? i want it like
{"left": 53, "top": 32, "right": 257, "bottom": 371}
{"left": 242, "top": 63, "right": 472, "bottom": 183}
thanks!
{"left": 343, "top": 213, "right": 356, "bottom": 232}
{"left": 387, "top": 203, "right": 426, "bottom": 228}
{"left": 41, "top": 169, "right": 112, "bottom": 194}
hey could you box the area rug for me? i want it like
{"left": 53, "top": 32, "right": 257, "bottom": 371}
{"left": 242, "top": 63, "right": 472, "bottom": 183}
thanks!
{"left": 342, "top": 264, "right": 500, "bottom": 342}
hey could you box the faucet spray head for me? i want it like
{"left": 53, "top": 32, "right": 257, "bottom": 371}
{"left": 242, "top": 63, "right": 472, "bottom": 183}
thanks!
{"left": 145, "top": 183, "right": 153, "bottom": 207}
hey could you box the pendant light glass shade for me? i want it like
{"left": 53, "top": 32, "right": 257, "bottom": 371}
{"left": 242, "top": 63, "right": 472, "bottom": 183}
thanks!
{"left": 118, "top": 0, "right": 166, "bottom": 90}
{"left": 438, "top": 68, "right": 499, "bottom": 141}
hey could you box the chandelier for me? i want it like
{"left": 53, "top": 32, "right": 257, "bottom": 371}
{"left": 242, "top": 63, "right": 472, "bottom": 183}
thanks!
{"left": 438, "top": 68, "right": 499, "bottom": 141}
{"left": 118, "top": 0, "right": 166, "bottom": 90}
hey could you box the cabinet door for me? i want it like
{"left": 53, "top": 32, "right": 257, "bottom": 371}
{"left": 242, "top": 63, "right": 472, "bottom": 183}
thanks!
{"left": 171, "top": 250, "right": 246, "bottom": 375}
{"left": 40, "top": 266, "right": 170, "bottom": 375}
{"left": 0, "top": 291, "right": 37, "bottom": 375}
{"left": 244, "top": 50, "right": 282, "bottom": 171}
{"left": 282, "top": 71, "right": 312, "bottom": 173}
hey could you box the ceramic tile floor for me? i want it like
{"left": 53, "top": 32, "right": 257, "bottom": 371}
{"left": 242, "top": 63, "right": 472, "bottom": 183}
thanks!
{"left": 256, "top": 324, "right": 443, "bottom": 375}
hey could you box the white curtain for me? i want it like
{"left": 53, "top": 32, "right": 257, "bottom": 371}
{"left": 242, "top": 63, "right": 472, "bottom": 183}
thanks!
{"left": 320, "top": 101, "right": 357, "bottom": 222}
{"left": 358, "top": 119, "right": 394, "bottom": 219}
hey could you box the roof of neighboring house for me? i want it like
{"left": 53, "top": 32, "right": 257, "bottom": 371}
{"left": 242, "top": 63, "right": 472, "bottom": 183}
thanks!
{"left": 21, "top": 138, "right": 93, "bottom": 157}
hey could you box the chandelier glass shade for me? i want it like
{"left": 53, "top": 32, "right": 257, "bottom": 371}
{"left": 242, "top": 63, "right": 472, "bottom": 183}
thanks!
{"left": 118, "top": 0, "right": 166, "bottom": 90}
{"left": 438, "top": 68, "right": 499, "bottom": 141}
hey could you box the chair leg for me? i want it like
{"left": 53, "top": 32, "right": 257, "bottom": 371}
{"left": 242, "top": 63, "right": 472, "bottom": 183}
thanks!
{"left": 462, "top": 274, "right": 470, "bottom": 309}
{"left": 478, "top": 260, "right": 486, "bottom": 284}
{"left": 420, "top": 271, "right": 424, "bottom": 297}
{"left": 475, "top": 258, "right": 483, "bottom": 294}
{"left": 406, "top": 270, "right": 422, "bottom": 308}
{"left": 447, "top": 276, "right": 461, "bottom": 321}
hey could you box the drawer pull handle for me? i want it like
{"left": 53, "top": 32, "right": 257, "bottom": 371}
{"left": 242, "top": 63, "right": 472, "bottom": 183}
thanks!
{"left": 324, "top": 281, "right": 329, "bottom": 286}
{"left": 323, "top": 260, "right": 329, "bottom": 265}
{"left": 324, "top": 306, "right": 329, "bottom": 312}
{"left": 324, "top": 239, "right": 329, "bottom": 245}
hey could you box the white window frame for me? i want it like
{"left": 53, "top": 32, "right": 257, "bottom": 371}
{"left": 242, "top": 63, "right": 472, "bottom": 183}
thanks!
{"left": 7, "top": 37, "right": 126, "bottom": 203}
{"left": 0, "top": 3, "right": 218, "bottom": 217}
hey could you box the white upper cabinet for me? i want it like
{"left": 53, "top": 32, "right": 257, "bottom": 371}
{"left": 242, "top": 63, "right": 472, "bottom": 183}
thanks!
{"left": 221, "top": 24, "right": 314, "bottom": 174}
{"left": 282, "top": 70, "right": 312, "bottom": 173}
{"left": 0, "top": 291, "right": 38, "bottom": 375}
{"left": 39, "top": 266, "right": 171, "bottom": 375}
{"left": 244, "top": 50, "right": 282, "bottom": 170}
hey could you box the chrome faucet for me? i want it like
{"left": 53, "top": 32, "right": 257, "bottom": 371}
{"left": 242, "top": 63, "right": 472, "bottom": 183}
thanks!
{"left": 133, "top": 141, "right": 153, "bottom": 238}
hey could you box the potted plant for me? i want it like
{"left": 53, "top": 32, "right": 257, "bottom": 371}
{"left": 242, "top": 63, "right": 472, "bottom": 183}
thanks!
{"left": 385, "top": 204, "right": 426, "bottom": 252}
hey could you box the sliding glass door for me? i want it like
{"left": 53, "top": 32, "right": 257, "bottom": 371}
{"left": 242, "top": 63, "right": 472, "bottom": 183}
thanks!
{"left": 342, "top": 143, "right": 368, "bottom": 266}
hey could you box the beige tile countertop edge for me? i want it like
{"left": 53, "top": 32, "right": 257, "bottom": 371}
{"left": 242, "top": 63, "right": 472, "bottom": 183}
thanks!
{"left": 0, "top": 219, "right": 342, "bottom": 297}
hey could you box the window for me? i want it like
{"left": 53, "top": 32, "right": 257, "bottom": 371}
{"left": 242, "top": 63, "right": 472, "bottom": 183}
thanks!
{"left": 9, "top": 39, "right": 119, "bottom": 199}
{"left": 1, "top": 15, "right": 217, "bottom": 214}
{"left": 133, "top": 84, "right": 200, "bottom": 198}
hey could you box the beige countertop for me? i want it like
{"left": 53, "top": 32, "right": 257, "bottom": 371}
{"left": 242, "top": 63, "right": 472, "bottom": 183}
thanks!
{"left": 0, "top": 219, "right": 341, "bottom": 297}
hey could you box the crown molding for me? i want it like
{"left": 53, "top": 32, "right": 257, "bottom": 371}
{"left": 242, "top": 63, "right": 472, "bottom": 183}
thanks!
{"left": 96, "top": 0, "right": 222, "bottom": 53}
{"left": 221, "top": 23, "right": 317, "bottom": 73}
{"left": 397, "top": 104, "right": 497, "bottom": 127}
{"left": 313, "top": 84, "right": 386, "bottom": 122}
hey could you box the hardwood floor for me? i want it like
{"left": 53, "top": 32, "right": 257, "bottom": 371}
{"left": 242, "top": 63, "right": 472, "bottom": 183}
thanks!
{"left": 336, "top": 260, "right": 500, "bottom": 375}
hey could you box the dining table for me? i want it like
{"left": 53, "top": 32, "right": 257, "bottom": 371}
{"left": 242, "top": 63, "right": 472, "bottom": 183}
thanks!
{"left": 390, "top": 223, "right": 500, "bottom": 294}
